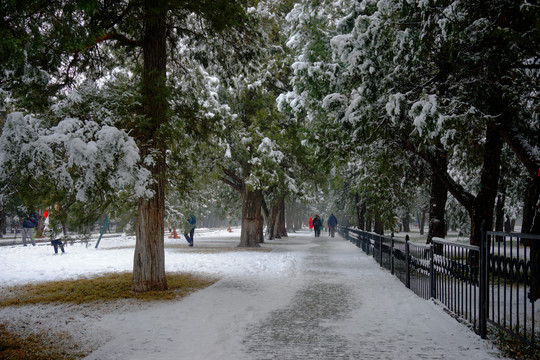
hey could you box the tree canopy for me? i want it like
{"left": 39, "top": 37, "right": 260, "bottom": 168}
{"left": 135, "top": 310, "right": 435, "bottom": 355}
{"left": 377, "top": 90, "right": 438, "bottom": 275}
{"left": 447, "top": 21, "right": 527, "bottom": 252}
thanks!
{"left": 0, "top": 0, "right": 538, "bottom": 293}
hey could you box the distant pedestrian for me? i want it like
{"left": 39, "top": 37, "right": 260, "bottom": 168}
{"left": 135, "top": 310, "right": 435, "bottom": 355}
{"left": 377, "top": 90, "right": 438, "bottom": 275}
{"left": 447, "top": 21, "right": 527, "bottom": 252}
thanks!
{"left": 328, "top": 213, "right": 338, "bottom": 238}
{"left": 184, "top": 214, "right": 196, "bottom": 247}
{"left": 312, "top": 214, "right": 322, "bottom": 237}
{"left": 20, "top": 211, "right": 40, "bottom": 246}
{"left": 308, "top": 217, "right": 313, "bottom": 232}
{"left": 51, "top": 238, "right": 65, "bottom": 254}
{"left": 45, "top": 205, "right": 66, "bottom": 254}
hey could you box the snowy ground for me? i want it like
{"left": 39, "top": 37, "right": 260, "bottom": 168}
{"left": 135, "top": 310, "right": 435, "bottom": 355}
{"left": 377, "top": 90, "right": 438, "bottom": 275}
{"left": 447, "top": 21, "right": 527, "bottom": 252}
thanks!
{"left": 0, "top": 228, "right": 506, "bottom": 359}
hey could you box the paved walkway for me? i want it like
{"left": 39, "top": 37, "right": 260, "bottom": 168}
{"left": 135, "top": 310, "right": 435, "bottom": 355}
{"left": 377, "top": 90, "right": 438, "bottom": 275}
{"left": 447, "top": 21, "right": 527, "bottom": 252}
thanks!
{"left": 85, "top": 232, "right": 503, "bottom": 360}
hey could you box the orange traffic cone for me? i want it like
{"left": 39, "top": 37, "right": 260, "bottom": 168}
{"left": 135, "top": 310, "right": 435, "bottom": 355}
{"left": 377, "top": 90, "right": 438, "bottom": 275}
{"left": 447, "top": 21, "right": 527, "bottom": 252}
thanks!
{"left": 169, "top": 227, "right": 180, "bottom": 238}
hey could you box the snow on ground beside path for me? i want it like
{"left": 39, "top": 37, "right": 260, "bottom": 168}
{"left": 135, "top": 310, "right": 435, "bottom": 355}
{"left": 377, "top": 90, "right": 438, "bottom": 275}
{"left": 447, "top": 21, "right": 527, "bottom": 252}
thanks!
{"left": 0, "top": 228, "right": 302, "bottom": 286}
{"left": 0, "top": 229, "right": 504, "bottom": 360}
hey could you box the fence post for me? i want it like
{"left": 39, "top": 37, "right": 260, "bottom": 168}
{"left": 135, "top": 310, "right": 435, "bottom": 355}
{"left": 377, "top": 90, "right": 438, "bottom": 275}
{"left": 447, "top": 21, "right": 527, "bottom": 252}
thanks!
{"left": 95, "top": 215, "right": 109, "bottom": 249}
{"left": 479, "top": 221, "right": 488, "bottom": 339}
{"left": 406, "top": 234, "right": 411, "bottom": 289}
{"left": 391, "top": 233, "right": 395, "bottom": 275}
{"left": 430, "top": 243, "right": 436, "bottom": 299}
{"left": 379, "top": 234, "right": 383, "bottom": 266}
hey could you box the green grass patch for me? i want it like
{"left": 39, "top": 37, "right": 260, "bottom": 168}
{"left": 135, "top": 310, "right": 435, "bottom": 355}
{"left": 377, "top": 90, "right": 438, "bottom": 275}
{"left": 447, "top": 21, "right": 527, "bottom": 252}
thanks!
{"left": 0, "top": 272, "right": 218, "bottom": 306}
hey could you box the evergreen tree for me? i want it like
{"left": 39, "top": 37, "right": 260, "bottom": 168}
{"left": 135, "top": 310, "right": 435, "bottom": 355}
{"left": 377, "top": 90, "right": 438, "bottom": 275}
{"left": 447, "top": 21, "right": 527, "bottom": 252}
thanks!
{"left": 0, "top": 0, "right": 256, "bottom": 291}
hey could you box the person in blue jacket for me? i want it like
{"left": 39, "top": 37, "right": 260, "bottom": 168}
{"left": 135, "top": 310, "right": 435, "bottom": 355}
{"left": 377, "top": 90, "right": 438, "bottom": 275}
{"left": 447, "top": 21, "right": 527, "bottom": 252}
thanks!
{"left": 184, "top": 214, "right": 196, "bottom": 247}
{"left": 328, "top": 213, "right": 338, "bottom": 238}
{"left": 21, "top": 211, "right": 40, "bottom": 246}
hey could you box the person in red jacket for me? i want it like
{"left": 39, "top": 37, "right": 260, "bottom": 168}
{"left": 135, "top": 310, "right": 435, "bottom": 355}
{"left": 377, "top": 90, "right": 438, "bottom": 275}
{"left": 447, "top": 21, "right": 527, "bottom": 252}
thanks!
{"left": 308, "top": 217, "right": 313, "bottom": 232}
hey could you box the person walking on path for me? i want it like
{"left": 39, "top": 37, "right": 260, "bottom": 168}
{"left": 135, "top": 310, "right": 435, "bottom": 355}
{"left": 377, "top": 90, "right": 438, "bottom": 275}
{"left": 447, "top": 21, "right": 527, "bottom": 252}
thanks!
{"left": 184, "top": 214, "right": 196, "bottom": 247}
{"left": 328, "top": 213, "right": 338, "bottom": 238}
{"left": 20, "top": 211, "right": 40, "bottom": 246}
{"left": 312, "top": 214, "right": 322, "bottom": 237}
{"left": 308, "top": 217, "right": 313, "bottom": 232}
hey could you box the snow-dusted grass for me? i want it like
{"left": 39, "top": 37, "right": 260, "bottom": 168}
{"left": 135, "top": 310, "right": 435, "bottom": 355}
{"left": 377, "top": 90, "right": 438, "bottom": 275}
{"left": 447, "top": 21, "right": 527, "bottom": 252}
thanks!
{"left": 0, "top": 272, "right": 218, "bottom": 307}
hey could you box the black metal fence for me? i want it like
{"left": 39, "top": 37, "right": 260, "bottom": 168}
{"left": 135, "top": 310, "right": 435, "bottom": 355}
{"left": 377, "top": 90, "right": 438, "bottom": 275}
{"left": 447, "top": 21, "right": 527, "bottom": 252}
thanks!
{"left": 338, "top": 226, "right": 540, "bottom": 349}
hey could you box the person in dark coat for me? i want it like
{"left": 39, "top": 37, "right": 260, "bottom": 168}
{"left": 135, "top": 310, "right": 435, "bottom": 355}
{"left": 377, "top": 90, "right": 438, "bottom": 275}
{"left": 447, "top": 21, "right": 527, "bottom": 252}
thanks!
{"left": 312, "top": 214, "right": 322, "bottom": 237}
{"left": 184, "top": 214, "right": 196, "bottom": 247}
{"left": 21, "top": 211, "right": 40, "bottom": 246}
{"left": 328, "top": 213, "right": 338, "bottom": 238}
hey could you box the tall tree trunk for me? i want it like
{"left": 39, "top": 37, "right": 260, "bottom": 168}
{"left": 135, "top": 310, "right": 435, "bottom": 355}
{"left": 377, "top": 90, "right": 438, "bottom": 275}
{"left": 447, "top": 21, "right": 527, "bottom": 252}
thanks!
{"left": 427, "top": 164, "right": 447, "bottom": 244}
{"left": 286, "top": 202, "right": 296, "bottom": 233}
{"left": 495, "top": 185, "right": 506, "bottom": 242}
{"left": 495, "top": 193, "right": 505, "bottom": 232}
{"left": 493, "top": 108, "right": 540, "bottom": 301}
{"left": 267, "top": 198, "right": 277, "bottom": 240}
{"left": 269, "top": 196, "right": 287, "bottom": 239}
{"left": 408, "top": 123, "right": 502, "bottom": 248}
{"left": 402, "top": 208, "right": 411, "bottom": 232}
{"left": 239, "top": 188, "right": 264, "bottom": 247}
{"left": 426, "top": 164, "right": 447, "bottom": 255}
{"left": 419, "top": 208, "right": 426, "bottom": 235}
{"left": 0, "top": 210, "right": 5, "bottom": 238}
{"left": 356, "top": 193, "right": 365, "bottom": 230}
{"left": 522, "top": 178, "right": 540, "bottom": 235}
{"left": 132, "top": 1, "right": 168, "bottom": 292}
{"left": 521, "top": 177, "right": 540, "bottom": 302}
{"left": 277, "top": 197, "right": 287, "bottom": 237}
{"left": 374, "top": 214, "right": 383, "bottom": 235}
{"left": 469, "top": 124, "right": 502, "bottom": 247}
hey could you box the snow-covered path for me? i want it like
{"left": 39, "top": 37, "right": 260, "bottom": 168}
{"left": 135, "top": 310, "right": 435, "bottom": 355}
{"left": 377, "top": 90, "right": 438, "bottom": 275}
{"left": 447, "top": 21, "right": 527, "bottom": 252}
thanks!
{"left": 84, "top": 231, "right": 503, "bottom": 360}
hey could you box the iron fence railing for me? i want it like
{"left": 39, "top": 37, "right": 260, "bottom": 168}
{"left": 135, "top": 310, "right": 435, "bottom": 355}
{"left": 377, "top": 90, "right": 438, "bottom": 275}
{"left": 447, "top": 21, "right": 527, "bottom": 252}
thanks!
{"left": 485, "top": 230, "right": 538, "bottom": 349}
{"left": 338, "top": 225, "right": 540, "bottom": 350}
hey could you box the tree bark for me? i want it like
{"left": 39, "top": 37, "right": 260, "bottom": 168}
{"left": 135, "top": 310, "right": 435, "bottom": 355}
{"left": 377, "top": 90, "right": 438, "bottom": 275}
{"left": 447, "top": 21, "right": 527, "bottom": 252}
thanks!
{"left": 356, "top": 193, "right": 365, "bottom": 230}
{"left": 239, "top": 187, "right": 264, "bottom": 247}
{"left": 419, "top": 208, "right": 426, "bottom": 235}
{"left": 132, "top": 0, "right": 168, "bottom": 292}
{"left": 522, "top": 178, "right": 540, "bottom": 235}
{"left": 427, "top": 159, "right": 447, "bottom": 245}
{"left": 268, "top": 196, "right": 287, "bottom": 239}
{"left": 285, "top": 201, "right": 296, "bottom": 233}
{"left": 374, "top": 214, "right": 383, "bottom": 235}
{"left": 407, "top": 124, "right": 502, "bottom": 247}
{"left": 0, "top": 210, "right": 5, "bottom": 237}
{"left": 402, "top": 210, "right": 411, "bottom": 233}
{"left": 495, "top": 186, "right": 506, "bottom": 242}
{"left": 365, "top": 217, "right": 372, "bottom": 232}
{"left": 267, "top": 198, "right": 277, "bottom": 240}
{"left": 277, "top": 197, "right": 287, "bottom": 238}
{"left": 426, "top": 163, "right": 447, "bottom": 255}
{"left": 493, "top": 111, "right": 540, "bottom": 301}
{"left": 469, "top": 124, "right": 503, "bottom": 246}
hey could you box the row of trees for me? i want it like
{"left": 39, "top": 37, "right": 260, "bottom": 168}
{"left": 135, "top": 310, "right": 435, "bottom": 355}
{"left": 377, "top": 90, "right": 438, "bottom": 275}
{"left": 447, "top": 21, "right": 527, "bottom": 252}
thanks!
{"left": 0, "top": 0, "right": 324, "bottom": 292}
{"left": 279, "top": 0, "right": 539, "bottom": 299}
{"left": 281, "top": 0, "right": 538, "bottom": 240}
